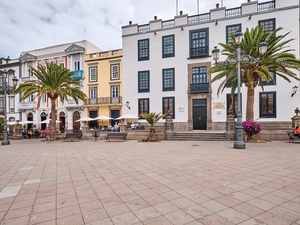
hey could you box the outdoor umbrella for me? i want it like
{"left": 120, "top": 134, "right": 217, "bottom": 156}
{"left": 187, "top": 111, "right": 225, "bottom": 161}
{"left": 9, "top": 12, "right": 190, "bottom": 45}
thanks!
{"left": 40, "top": 119, "right": 61, "bottom": 124}
{"left": 94, "top": 115, "right": 113, "bottom": 126}
{"left": 75, "top": 117, "right": 96, "bottom": 122}
{"left": 8, "top": 120, "right": 36, "bottom": 125}
{"left": 115, "top": 114, "right": 139, "bottom": 120}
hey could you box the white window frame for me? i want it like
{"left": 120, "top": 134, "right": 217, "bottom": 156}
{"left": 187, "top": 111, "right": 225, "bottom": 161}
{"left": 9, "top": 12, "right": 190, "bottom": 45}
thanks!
{"left": 111, "top": 64, "right": 119, "bottom": 80}
{"left": 9, "top": 97, "right": 14, "bottom": 113}
{"left": 90, "top": 67, "right": 97, "bottom": 82}
{"left": 90, "top": 88, "right": 97, "bottom": 99}
{"left": 111, "top": 86, "right": 119, "bottom": 97}
{"left": 0, "top": 98, "right": 4, "bottom": 109}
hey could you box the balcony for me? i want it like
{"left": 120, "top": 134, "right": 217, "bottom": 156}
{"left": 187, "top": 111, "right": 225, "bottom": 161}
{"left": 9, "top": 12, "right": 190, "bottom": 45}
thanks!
{"left": 19, "top": 76, "right": 37, "bottom": 84}
{"left": 190, "top": 46, "right": 209, "bottom": 58}
{"left": 72, "top": 70, "right": 83, "bottom": 80}
{"left": 85, "top": 97, "right": 123, "bottom": 106}
{"left": 19, "top": 101, "right": 37, "bottom": 110}
{"left": 190, "top": 83, "right": 209, "bottom": 94}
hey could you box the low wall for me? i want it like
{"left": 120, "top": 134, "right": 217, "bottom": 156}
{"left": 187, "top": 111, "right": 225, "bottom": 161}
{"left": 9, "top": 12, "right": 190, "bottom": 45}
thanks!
{"left": 256, "top": 121, "right": 292, "bottom": 141}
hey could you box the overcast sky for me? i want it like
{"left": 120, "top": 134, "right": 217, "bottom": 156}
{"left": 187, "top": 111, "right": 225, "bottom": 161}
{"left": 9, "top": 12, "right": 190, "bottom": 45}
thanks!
{"left": 1, "top": 0, "right": 265, "bottom": 59}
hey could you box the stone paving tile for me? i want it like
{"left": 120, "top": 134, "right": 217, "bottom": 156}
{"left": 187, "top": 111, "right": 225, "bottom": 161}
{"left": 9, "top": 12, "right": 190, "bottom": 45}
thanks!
{"left": 82, "top": 208, "right": 109, "bottom": 224}
{"left": 132, "top": 206, "right": 161, "bottom": 222}
{"left": 217, "top": 208, "right": 250, "bottom": 224}
{"left": 199, "top": 214, "right": 235, "bottom": 225}
{"left": 143, "top": 216, "right": 173, "bottom": 225}
{"left": 164, "top": 209, "right": 196, "bottom": 225}
{"left": 232, "top": 202, "right": 264, "bottom": 217}
{"left": 56, "top": 214, "right": 84, "bottom": 225}
{"left": 201, "top": 200, "right": 228, "bottom": 213}
{"left": 111, "top": 211, "right": 140, "bottom": 225}
{"left": 254, "top": 211, "right": 293, "bottom": 225}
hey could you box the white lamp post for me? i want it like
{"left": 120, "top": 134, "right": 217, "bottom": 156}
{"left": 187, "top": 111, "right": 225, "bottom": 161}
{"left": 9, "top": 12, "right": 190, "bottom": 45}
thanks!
{"left": 212, "top": 32, "right": 267, "bottom": 149}
{"left": 0, "top": 70, "right": 19, "bottom": 145}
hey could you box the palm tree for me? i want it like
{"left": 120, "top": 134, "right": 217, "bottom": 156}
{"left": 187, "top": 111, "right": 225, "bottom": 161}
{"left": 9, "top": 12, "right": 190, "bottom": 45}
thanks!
{"left": 209, "top": 26, "right": 300, "bottom": 121}
{"left": 140, "top": 112, "right": 165, "bottom": 141}
{"left": 14, "top": 61, "right": 86, "bottom": 139}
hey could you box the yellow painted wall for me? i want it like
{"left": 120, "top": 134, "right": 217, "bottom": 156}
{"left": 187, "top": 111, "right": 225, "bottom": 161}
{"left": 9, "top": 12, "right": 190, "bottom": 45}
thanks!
{"left": 84, "top": 49, "right": 123, "bottom": 126}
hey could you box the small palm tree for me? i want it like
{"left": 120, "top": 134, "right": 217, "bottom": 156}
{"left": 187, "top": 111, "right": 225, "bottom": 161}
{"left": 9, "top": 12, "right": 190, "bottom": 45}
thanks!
{"left": 14, "top": 61, "right": 86, "bottom": 139}
{"left": 140, "top": 112, "right": 165, "bottom": 141}
{"left": 209, "top": 26, "right": 300, "bottom": 121}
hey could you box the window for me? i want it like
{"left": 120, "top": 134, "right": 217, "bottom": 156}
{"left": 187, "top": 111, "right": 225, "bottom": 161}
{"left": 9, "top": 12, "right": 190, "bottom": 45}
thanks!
{"left": 163, "top": 97, "right": 175, "bottom": 118}
{"left": 192, "top": 67, "right": 207, "bottom": 84}
{"left": 89, "top": 67, "right": 97, "bottom": 82}
{"left": 28, "top": 95, "right": 34, "bottom": 102}
{"left": 41, "top": 94, "right": 46, "bottom": 102}
{"left": 163, "top": 68, "right": 175, "bottom": 91}
{"left": 190, "top": 28, "right": 209, "bottom": 58}
{"left": 226, "top": 94, "right": 241, "bottom": 118}
{"left": 0, "top": 76, "right": 3, "bottom": 87}
{"left": 162, "top": 35, "right": 175, "bottom": 58}
{"left": 74, "top": 61, "right": 80, "bottom": 70}
{"left": 111, "top": 64, "right": 119, "bottom": 80}
{"left": 258, "top": 18, "right": 275, "bottom": 32}
{"left": 261, "top": 72, "right": 276, "bottom": 85}
{"left": 138, "top": 71, "right": 150, "bottom": 93}
{"left": 0, "top": 98, "right": 4, "bottom": 109}
{"left": 9, "top": 97, "right": 14, "bottom": 113}
{"left": 226, "top": 24, "right": 241, "bottom": 43}
{"left": 138, "top": 98, "right": 149, "bottom": 116}
{"left": 90, "top": 88, "right": 97, "bottom": 104}
{"left": 260, "top": 91, "right": 276, "bottom": 118}
{"left": 111, "top": 86, "right": 119, "bottom": 97}
{"left": 138, "top": 39, "right": 149, "bottom": 61}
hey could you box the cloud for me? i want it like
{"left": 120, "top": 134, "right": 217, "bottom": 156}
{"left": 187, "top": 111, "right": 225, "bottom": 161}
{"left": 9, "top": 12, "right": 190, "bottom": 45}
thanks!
{"left": 0, "top": 0, "right": 249, "bottom": 59}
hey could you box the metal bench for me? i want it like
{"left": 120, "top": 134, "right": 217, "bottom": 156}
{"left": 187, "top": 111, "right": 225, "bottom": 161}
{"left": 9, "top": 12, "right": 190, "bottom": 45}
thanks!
{"left": 63, "top": 132, "right": 83, "bottom": 142}
{"left": 105, "top": 132, "right": 127, "bottom": 142}
{"left": 287, "top": 131, "right": 300, "bottom": 143}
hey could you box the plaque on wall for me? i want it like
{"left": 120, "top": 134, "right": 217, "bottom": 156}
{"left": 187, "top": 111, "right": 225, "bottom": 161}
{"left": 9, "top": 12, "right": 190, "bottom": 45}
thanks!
{"left": 178, "top": 107, "right": 184, "bottom": 112}
{"left": 213, "top": 102, "right": 225, "bottom": 109}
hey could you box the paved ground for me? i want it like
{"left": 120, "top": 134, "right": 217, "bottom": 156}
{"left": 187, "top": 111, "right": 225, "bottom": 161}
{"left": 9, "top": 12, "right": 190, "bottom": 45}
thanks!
{"left": 0, "top": 138, "right": 300, "bottom": 225}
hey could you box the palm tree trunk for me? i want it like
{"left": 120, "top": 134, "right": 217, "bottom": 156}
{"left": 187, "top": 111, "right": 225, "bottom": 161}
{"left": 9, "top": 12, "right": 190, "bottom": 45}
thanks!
{"left": 51, "top": 98, "right": 56, "bottom": 140}
{"left": 246, "top": 87, "right": 255, "bottom": 121}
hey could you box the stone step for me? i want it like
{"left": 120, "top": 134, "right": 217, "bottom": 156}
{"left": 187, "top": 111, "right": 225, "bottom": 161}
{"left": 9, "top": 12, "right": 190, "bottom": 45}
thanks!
{"left": 169, "top": 132, "right": 228, "bottom": 141}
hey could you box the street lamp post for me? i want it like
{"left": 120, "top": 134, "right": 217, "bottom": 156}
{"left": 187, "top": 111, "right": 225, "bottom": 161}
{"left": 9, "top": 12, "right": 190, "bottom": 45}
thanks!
{"left": 0, "top": 70, "right": 19, "bottom": 145}
{"left": 211, "top": 31, "right": 268, "bottom": 149}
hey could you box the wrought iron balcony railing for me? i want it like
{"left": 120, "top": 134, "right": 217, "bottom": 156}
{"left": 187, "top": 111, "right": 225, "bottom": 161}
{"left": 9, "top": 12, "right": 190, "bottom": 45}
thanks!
{"left": 190, "top": 46, "right": 209, "bottom": 58}
{"left": 85, "top": 97, "right": 123, "bottom": 105}
{"left": 190, "top": 83, "right": 209, "bottom": 93}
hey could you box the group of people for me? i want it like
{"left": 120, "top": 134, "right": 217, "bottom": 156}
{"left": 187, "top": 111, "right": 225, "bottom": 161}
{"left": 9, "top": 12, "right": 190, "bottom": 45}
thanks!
{"left": 22, "top": 128, "right": 52, "bottom": 139}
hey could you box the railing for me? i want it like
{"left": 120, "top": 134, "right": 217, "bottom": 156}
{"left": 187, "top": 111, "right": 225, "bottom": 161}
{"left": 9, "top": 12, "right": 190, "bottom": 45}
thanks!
{"left": 190, "top": 46, "right": 209, "bottom": 58}
{"left": 188, "top": 13, "right": 210, "bottom": 24}
{"left": 72, "top": 70, "right": 83, "bottom": 80}
{"left": 85, "top": 97, "right": 123, "bottom": 105}
{"left": 226, "top": 7, "right": 241, "bottom": 17}
{"left": 138, "top": 24, "right": 150, "bottom": 33}
{"left": 19, "top": 101, "right": 37, "bottom": 110}
{"left": 190, "top": 83, "right": 209, "bottom": 93}
{"left": 20, "top": 76, "right": 37, "bottom": 83}
{"left": 162, "top": 19, "right": 175, "bottom": 28}
{"left": 258, "top": 1, "right": 275, "bottom": 12}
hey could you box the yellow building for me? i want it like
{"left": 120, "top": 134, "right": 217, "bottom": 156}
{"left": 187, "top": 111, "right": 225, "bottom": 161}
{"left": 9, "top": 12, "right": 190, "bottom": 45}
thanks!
{"left": 84, "top": 49, "right": 123, "bottom": 128}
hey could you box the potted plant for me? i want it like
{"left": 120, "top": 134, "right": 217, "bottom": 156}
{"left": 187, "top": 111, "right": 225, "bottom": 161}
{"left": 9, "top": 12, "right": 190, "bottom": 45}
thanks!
{"left": 42, "top": 129, "right": 52, "bottom": 141}
{"left": 140, "top": 112, "right": 165, "bottom": 141}
{"left": 242, "top": 121, "right": 262, "bottom": 141}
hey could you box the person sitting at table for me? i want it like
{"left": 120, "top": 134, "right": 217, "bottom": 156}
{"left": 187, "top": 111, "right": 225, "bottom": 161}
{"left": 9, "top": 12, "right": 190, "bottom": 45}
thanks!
{"left": 22, "top": 129, "right": 28, "bottom": 139}
{"left": 107, "top": 124, "right": 112, "bottom": 132}
{"left": 27, "top": 129, "right": 33, "bottom": 139}
{"left": 113, "top": 123, "right": 119, "bottom": 132}
{"left": 294, "top": 125, "right": 300, "bottom": 137}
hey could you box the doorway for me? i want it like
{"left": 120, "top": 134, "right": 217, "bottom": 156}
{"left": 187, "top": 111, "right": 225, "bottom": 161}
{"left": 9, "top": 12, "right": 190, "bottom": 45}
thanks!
{"left": 192, "top": 99, "right": 207, "bottom": 130}
{"left": 59, "top": 111, "right": 65, "bottom": 132}
{"left": 40, "top": 112, "right": 47, "bottom": 130}
{"left": 73, "top": 111, "right": 80, "bottom": 130}
{"left": 111, "top": 110, "right": 120, "bottom": 127}
{"left": 89, "top": 111, "right": 97, "bottom": 129}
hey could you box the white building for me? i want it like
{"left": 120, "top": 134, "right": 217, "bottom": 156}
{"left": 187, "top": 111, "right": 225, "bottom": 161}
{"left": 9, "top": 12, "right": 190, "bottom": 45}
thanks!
{"left": 18, "top": 40, "right": 101, "bottom": 131}
{"left": 0, "top": 57, "right": 21, "bottom": 133}
{"left": 122, "top": 0, "right": 300, "bottom": 131}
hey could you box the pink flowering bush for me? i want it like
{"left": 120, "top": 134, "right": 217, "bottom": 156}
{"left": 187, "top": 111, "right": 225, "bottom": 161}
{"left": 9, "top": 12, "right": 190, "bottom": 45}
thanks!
{"left": 242, "top": 121, "right": 262, "bottom": 138}
{"left": 42, "top": 129, "right": 52, "bottom": 135}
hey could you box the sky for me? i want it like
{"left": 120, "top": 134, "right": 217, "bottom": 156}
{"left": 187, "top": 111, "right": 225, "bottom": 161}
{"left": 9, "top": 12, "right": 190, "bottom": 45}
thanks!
{"left": 0, "top": 0, "right": 263, "bottom": 59}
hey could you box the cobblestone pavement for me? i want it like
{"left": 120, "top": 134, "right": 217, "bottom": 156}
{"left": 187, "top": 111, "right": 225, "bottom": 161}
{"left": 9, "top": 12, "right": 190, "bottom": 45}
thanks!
{"left": 0, "top": 139, "right": 300, "bottom": 225}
